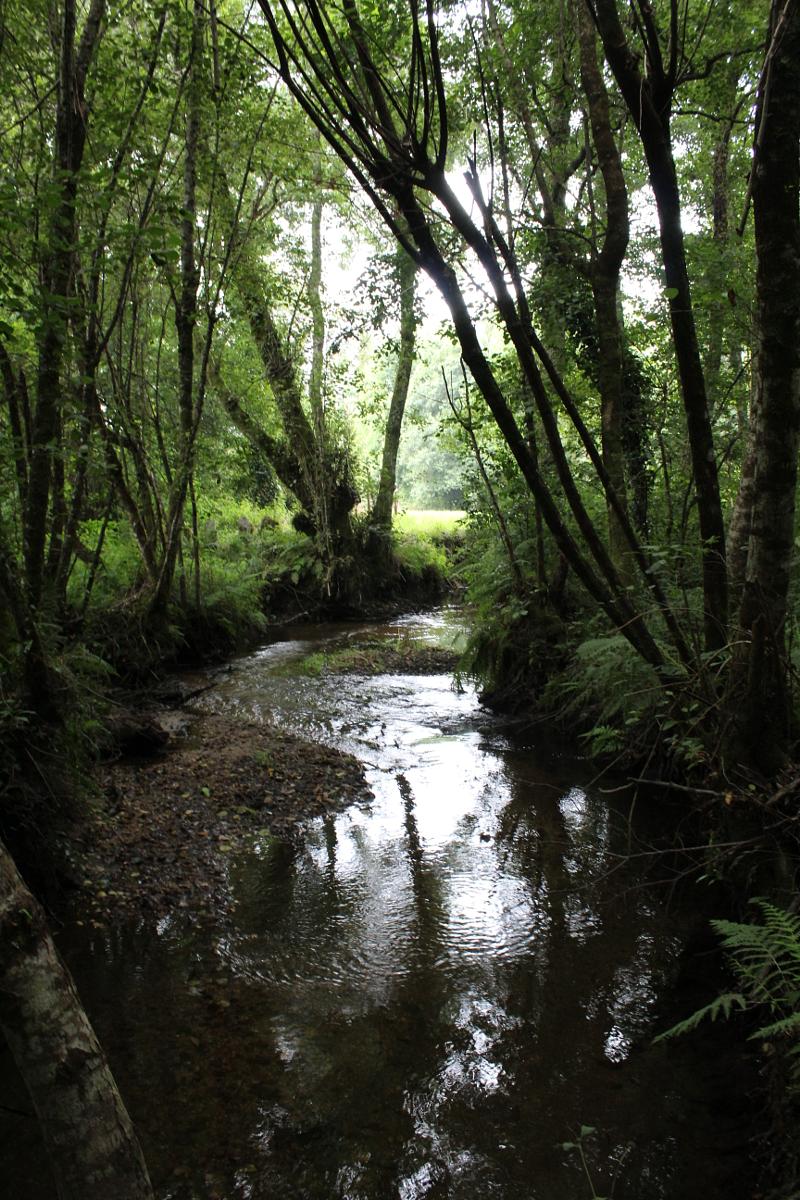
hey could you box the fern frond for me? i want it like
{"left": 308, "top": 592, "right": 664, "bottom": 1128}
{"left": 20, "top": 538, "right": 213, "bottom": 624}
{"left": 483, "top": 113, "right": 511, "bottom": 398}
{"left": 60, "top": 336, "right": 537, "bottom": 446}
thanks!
{"left": 754, "top": 899, "right": 800, "bottom": 956}
{"left": 653, "top": 993, "right": 747, "bottom": 1043}
{"left": 752, "top": 1012, "right": 800, "bottom": 1041}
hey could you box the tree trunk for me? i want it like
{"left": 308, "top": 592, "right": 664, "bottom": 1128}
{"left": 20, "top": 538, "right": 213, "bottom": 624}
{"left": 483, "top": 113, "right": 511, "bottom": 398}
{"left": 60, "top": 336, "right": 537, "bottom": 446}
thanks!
{"left": 0, "top": 339, "right": 30, "bottom": 511}
{"left": 371, "top": 243, "right": 417, "bottom": 532}
{"left": 234, "top": 249, "right": 358, "bottom": 550}
{"left": 704, "top": 55, "right": 741, "bottom": 405}
{"left": 590, "top": 0, "right": 728, "bottom": 653}
{"left": 731, "top": 0, "right": 800, "bottom": 767}
{"left": 25, "top": 0, "right": 105, "bottom": 609}
{"left": 0, "top": 838, "right": 153, "bottom": 1200}
{"left": 149, "top": 0, "right": 203, "bottom": 617}
{"left": 577, "top": 1, "right": 632, "bottom": 580}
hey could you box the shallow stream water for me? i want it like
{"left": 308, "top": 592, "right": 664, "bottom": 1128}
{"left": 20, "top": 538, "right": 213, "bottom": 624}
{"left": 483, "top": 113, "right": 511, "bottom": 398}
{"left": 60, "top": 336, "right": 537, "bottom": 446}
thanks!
{"left": 1, "top": 610, "right": 752, "bottom": 1198}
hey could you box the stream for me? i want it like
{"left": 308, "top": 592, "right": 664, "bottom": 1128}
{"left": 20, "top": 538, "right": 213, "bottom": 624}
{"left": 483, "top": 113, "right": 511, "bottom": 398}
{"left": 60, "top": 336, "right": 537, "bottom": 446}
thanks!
{"left": 1, "top": 610, "right": 752, "bottom": 1199}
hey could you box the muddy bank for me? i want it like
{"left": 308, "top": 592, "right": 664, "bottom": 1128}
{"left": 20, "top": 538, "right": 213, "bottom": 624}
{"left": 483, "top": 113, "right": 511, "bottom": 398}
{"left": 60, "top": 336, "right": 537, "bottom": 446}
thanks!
{"left": 76, "top": 712, "right": 371, "bottom": 924}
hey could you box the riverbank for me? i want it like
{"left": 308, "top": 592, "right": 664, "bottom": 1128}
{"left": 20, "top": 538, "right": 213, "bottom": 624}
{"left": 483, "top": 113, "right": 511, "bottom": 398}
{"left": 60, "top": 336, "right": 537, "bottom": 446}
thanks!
{"left": 76, "top": 711, "right": 371, "bottom": 924}
{"left": 73, "top": 620, "right": 460, "bottom": 926}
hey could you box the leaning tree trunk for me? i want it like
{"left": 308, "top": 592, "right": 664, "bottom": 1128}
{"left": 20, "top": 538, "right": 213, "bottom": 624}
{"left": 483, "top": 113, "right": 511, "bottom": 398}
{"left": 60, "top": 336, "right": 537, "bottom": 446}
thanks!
{"left": 371, "top": 243, "right": 417, "bottom": 533}
{"left": 730, "top": 0, "right": 800, "bottom": 768}
{"left": 0, "top": 839, "right": 153, "bottom": 1200}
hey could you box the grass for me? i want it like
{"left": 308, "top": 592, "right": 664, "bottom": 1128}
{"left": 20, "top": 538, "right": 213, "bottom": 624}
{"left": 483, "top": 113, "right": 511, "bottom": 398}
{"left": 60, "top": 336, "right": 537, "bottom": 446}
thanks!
{"left": 393, "top": 510, "right": 465, "bottom": 537}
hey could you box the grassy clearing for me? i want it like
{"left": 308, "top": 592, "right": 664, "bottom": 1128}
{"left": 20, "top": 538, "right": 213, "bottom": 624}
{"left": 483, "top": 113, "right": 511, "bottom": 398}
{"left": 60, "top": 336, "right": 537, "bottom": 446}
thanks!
{"left": 394, "top": 510, "right": 466, "bottom": 537}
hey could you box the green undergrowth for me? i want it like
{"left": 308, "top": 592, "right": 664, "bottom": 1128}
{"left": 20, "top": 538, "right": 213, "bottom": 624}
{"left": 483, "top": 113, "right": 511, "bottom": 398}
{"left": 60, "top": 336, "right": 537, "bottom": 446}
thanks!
{"left": 453, "top": 523, "right": 705, "bottom": 768}
{"left": 0, "top": 636, "right": 112, "bottom": 893}
{"left": 64, "top": 506, "right": 456, "bottom": 679}
{"left": 461, "top": 603, "right": 715, "bottom": 773}
{"left": 393, "top": 509, "right": 466, "bottom": 538}
{"left": 455, "top": 526, "right": 569, "bottom": 706}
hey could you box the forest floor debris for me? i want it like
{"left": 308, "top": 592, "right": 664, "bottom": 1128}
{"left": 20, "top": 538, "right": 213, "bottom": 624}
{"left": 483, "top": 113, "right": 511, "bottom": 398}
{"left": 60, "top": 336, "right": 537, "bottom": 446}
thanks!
{"left": 74, "top": 712, "right": 371, "bottom": 924}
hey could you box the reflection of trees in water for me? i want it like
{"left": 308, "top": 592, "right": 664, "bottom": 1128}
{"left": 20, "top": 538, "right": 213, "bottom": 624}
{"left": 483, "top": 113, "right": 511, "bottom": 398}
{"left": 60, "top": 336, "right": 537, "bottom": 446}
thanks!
{"left": 493, "top": 779, "right": 683, "bottom": 1198}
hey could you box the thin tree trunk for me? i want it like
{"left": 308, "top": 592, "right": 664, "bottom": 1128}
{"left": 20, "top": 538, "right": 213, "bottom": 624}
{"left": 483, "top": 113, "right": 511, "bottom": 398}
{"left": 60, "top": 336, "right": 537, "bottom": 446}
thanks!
{"left": 150, "top": 0, "right": 202, "bottom": 617}
{"left": 0, "top": 838, "right": 154, "bottom": 1200}
{"left": 705, "top": 62, "right": 741, "bottom": 404}
{"left": 371, "top": 244, "right": 417, "bottom": 532}
{"left": 25, "top": 0, "right": 105, "bottom": 608}
{"left": 577, "top": 2, "right": 632, "bottom": 580}
{"left": 0, "top": 340, "right": 29, "bottom": 511}
{"left": 307, "top": 186, "right": 332, "bottom": 556}
{"left": 523, "top": 407, "right": 547, "bottom": 589}
{"left": 447, "top": 369, "right": 523, "bottom": 588}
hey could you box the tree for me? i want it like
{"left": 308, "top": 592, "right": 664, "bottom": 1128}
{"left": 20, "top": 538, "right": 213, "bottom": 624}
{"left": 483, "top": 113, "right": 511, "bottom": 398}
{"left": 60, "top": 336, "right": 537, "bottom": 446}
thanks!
{"left": 370, "top": 240, "right": 418, "bottom": 535}
{"left": 588, "top": 0, "right": 730, "bottom": 651}
{"left": 257, "top": 0, "right": 688, "bottom": 674}
{"left": 0, "top": 837, "right": 153, "bottom": 1200}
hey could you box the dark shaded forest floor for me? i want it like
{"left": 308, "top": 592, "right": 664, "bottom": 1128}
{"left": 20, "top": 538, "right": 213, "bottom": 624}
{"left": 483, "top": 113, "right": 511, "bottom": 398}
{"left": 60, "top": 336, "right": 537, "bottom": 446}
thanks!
{"left": 74, "top": 712, "right": 371, "bottom": 925}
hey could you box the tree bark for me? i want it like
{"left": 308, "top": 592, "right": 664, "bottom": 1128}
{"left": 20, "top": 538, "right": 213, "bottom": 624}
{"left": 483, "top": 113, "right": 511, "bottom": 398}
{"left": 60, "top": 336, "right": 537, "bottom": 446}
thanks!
{"left": 732, "top": 0, "right": 800, "bottom": 765}
{"left": 0, "top": 838, "right": 153, "bottom": 1200}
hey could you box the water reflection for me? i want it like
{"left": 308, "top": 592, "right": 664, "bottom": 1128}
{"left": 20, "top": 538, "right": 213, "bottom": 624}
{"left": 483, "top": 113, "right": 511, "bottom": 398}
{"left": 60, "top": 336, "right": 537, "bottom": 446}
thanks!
{"left": 0, "top": 612, "right": 750, "bottom": 1199}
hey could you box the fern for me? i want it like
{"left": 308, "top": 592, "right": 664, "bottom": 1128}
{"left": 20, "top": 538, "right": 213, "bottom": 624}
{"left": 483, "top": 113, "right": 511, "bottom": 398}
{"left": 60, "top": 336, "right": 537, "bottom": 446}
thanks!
{"left": 653, "top": 993, "right": 747, "bottom": 1043}
{"left": 754, "top": 1012, "right": 800, "bottom": 1041}
{"left": 542, "top": 633, "right": 662, "bottom": 729}
{"left": 657, "top": 900, "right": 800, "bottom": 1090}
{"left": 713, "top": 901, "right": 800, "bottom": 1018}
